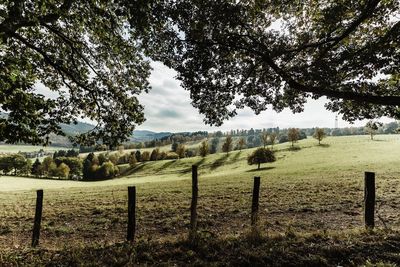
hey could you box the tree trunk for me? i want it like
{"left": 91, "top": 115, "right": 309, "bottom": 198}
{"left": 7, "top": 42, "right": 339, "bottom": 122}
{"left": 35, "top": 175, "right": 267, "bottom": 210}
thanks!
{"left": 258, "top": 162, "right": 260, "bottom": 169}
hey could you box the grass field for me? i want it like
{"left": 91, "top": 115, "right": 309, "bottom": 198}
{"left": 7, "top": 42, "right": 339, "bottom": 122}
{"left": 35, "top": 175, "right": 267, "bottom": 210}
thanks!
{"left": 1, "top": 135, "right": 400, "bottom": 266}
{"left": 0, "top": 145, "right": 69, "bottom": 154}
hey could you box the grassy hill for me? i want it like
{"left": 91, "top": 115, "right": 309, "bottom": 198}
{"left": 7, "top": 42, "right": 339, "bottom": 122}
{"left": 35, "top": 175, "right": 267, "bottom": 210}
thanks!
{"left": 1, "top": 135, "right": 400, "bottom": 266}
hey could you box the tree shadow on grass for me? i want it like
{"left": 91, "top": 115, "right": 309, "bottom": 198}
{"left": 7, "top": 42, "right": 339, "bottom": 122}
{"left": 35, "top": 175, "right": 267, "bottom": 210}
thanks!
{"left": 210, "top": 153, "right": 230, "bottom": 170}
{"left": 121, "top": 163, "right": 146, "bottom": 176}
{"left": 318, "top": 144, "right": 330, "bottom": 148}
{"left": 288, "top": 146, "right": 301, "bottom": 152}
{"left": 232, "top": 151, "right": 242, "bottom": 161}
{"left": 156, "top": 160, "right": 177, "bottom": 173}
{"left": 194, "top": 157, "right": 206, "bottom": 167}
{"left": 246, "top": 166, "right": 275, "bottom": 172}
{"left": 179, "top": 157, "right": 207, "bottom": 175}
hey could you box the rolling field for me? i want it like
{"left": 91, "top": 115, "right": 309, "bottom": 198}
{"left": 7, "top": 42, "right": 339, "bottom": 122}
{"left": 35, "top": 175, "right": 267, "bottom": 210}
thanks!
{"left": 1, "top": 135, "right": 400, "bottom": 266}
{"left": 0, "top": 145, "right": 69, "bottom": 154}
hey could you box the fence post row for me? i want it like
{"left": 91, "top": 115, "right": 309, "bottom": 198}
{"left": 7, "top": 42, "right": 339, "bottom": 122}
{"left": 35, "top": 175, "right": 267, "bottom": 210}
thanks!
{"left": 251, "top": 177, "right": 261, "bottom": 226}
{"left": 190, "top": 165, "right": 199, "bottom": 237}
{"left": 364, "top": 172, "right": 375, "bottom": 230}
{"left": 27, "top": 172, "right": 377, "bottom": 245}
{"left": 32, "top": 189, "right": 43, "bottom": 247}
{"left": 127, "top": 186, "right": 136, "bottom": 242}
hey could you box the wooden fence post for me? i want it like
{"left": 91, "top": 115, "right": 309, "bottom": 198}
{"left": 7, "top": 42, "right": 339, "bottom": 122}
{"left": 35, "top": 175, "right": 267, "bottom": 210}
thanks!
{"left": 364, "top": 172, "right": 375, "bottom": 230}
{"left": 251, "top": 177, "right": 261, "bottom": 226}
{"left": 127, "top": 186, "right": 136, "bottom": 242}
{"left": 32, "top": 189, "right": 43, "bottom": 247}
{"left": 190, "top": 165, "right": 198, "bottom": 237}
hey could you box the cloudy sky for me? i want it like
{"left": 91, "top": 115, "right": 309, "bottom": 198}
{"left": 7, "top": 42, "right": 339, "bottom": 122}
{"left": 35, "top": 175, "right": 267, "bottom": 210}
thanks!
{"left": 136, "top": 62, "right": 391, "bottom": 132}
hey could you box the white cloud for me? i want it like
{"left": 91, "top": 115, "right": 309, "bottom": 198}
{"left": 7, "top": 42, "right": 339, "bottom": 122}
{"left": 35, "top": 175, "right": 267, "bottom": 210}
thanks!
{"left": 137, "top": 62, "right": 393, "bottom": 132}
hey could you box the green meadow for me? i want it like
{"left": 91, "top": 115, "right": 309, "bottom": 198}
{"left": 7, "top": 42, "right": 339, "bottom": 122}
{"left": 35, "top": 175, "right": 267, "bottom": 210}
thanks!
{"left": 1, "top": 135, "right": 400, "bottom": 266}
{"left": 0, "top": 144, "right": 68, "bottom": 154}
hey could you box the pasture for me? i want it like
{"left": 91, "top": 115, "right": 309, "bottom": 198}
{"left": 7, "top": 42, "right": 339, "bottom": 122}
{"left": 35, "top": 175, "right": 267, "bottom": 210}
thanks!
{"left": 1, "top": 135, "right": 400, "bottom": 266}
{"left": 0, "top": 144, "right": 68, "bottom": 154}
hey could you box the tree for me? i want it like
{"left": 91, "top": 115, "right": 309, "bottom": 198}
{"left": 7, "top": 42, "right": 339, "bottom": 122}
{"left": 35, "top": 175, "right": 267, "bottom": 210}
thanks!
{"left": 313, "top": 128, "right": 326, "bottom": 145}
{"left": 141, "top": 151, "right": 150, "bottom": 161}
{"left": 222, "top": 136, "right": 233, "bottom": 154}
{"left": 269, "top": 133, "right": 277, "bottom": 150}
{"left": 198, "top": 140, "right": 209, "bottom": 157}
{"left": 0, "top": 0, "right": 151, "bottom": 146}
{"left": 108, "top": 154, "right": 119, "bottom": 165}
{"left": 136, "top": 1, "right": 400, "bottom": 126}
{"left": 41, "top": 156, "right": 54, "bottom": 175}
{"left": 98, "top": 153, "right": 108, "bottom": 166}
{"left": 54, "top": 157, "right": 82, "bottom": 176}
{"left": 48, "top": 162, "right": 58, "bottom": 177}
{"left": 150, "top": 148, "right": 160, "bottom": 161}
{"left": 129, "top": 153, "right": 137, "bottom": 167}
{"left": 9, "top": 154, "right": 31, "bottom": 175}
{"left": 365, "top": 120, "right": 383, "bottom": 140}
{"left": 66, "top": 149, "right": 79, "bottom": 157}
{"left": 288, "top": 128, "right": 300, "bottom": 147}
{"left": 247, "top": 148, "right": 276, "bottom": 170}
{"left": 171, "top": 142, "right": 179, "bottom": 152}
{"left": 96, "top": 161, "right": 119, "bottom": 180}
{"left": 210, "top": 138, "right": 220, "bottom": 154}
{"left": 237, "top": 137, "right": 246, "bottom": 151}
{"left": 135, "top": 150, "right": 142, "bottom": 162}
{"left": 50, "top": 163, "right": 70, "bottom": 179}
{"left": 31, "top": 158, "right": 42, "bottom": 177}
{"left": 82, "top": 152, "right": 98, "bottom": 180}
{"left": 176, "top": 144, "right": 186, "bottom": 159}
{"left": 260, "top": 132, "right": 269, "bottom": 148}
{"left": 383, "top": 122, "right": 399, "bottom": 134}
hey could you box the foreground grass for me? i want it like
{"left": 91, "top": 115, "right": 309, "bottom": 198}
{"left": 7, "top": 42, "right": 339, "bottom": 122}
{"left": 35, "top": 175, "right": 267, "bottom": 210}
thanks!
{"left": 1, "top": 135, "right": 400, "bottom": 266}
{"left": 1, "top": 230, "right": 400, "bottom": 266}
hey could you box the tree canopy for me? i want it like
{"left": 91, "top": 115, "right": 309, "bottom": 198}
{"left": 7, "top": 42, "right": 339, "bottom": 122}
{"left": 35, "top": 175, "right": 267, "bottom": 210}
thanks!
{"left": 136, "top": 0, "right": 400, "bottom": 125}
{"left": 1, "top": 0, "right": 150, "bottom": 146}
{"left": 1, "top": 1, "right": 399, "bottom": 146}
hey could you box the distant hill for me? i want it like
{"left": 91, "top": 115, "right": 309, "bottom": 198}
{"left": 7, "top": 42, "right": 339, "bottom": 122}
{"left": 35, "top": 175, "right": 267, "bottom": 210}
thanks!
{"left": 60, "top": 121, "right": 96, "bottom": 135}
{"left": 130, "top": 130, "right": 172, "bottom": 142}
{"left": 1, "top": 112, "right": 172, "bottom": 144}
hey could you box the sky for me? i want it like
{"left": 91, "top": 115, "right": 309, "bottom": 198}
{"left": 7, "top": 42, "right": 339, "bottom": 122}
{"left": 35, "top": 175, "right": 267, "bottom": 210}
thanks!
{"left": 136, "top": 61, "right": 392, "bottom": 133}
{"left": 33, "top": 61, "right": 393, "bottom": 133}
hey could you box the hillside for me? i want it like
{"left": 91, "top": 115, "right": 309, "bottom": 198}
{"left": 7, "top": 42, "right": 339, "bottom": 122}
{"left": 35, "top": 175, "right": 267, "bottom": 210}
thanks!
{"left": 1, "top": 135, "right": 400, "bottom": 266}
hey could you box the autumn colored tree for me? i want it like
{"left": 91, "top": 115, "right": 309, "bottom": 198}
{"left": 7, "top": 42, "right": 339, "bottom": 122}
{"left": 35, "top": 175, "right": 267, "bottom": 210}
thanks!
{"left": 237, "top": 137, "right": 246, "bottom": 151}
{"left": 269, "top": 133, "right": 277, "bottom": 149}
{"left": 222, "top": 136, "right": 233, "bottom": 154}
{"left": 260, "top": 132, "right": 269, "bottom": 148}
{"left": 176, "top": 144, "right": 186, "bottom": 159}
{"left": 198, "top": 140, "right": 209, "bottom": 157}
{"left": 129, "top": 153, "right": 137, "bottom": 167}
{"left": 288, "top": 128, "right": 300, "bottom": 147}
{"left": 313, "top": 128, "right": 327, "bottom": 145}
